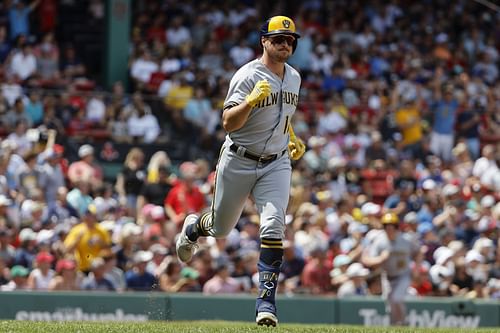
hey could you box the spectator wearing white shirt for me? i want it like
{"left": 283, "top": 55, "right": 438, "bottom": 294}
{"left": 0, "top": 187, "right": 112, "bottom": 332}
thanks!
{"left": 86, "top": 93, "right": 107, "bottom": 124}
{"left": 127, "top": 103, "right": 160, "bottom": 144}
{"left": 166, "top": 16, "right": 191, "bottom": 48}
{"left": 130, "top": 50, "right": 159, "bottom": 88}
{"left": 9, "top": 43, "right": 37, "bottom": 82}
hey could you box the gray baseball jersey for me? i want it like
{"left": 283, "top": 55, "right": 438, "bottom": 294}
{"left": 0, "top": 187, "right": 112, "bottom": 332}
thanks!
{"left": 198, "top": 58, "right": 301, "bottom": 239}
{"left": 368, "top": 232, "right": 417, "bottom": 278}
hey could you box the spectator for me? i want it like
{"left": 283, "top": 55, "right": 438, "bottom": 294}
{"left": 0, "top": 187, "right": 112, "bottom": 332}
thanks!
{"left": 82, "top": 257, "right": 116, "bottom": 291}
{"left": 0, "top": 227, "right": 15, "bottom": 267}
{"left": 203, "top": 261, "right": 243, "bottom": 295}
{"left": 430, "top": 83, "right": 458, "bottom": 164}
{"left": 26, "top": 251, "right": 55, "bottom": 290}
{"left": 66, "top": 180, "right": 93, "bottom": 216}
{"left": 38, "top": 146, "right": 65, "bottom": 205}
{"left": 337, "top": 262, "right": 370, "bottom": 297}
{"left": 164, "top": 161, "right": 206, "bottom": 229}
{"left": 63, "top": 203, "right": 111, "bottom": 273}
{"left": 300, "top": 246, "right": 332, "bottom": 295}
{"left": 115, "top": 147, "right": 146, "bottom": 216}
{"left": 1, "top": 264, "right": 30, "bottom": 291}
{"left": 48, "top": 259, "right": 81, "bottom": 291}
{"left": 67, "top": 144, "right": 103, "bottom": 190}
{"left": 7, "top": 0, "right": 41, "bottom": 41}
{"left": 126, "top": 96, "right": 160, "bottom": 144}
{"left": 125, "top": 250, "right": 156, "bottom": 291}
{"left": 9, "top": 42, "right": 37, "bottom": 82}
{"left": 158, "top": 256, "right": 183, "bottom": 292}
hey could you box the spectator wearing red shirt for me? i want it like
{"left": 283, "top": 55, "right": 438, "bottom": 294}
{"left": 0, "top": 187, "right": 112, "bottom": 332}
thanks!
{"left": 164, "top": 162, "right": 206, "bottom": 229}
{"left": 300, "top": 246, "right": 332, "bottom": 295}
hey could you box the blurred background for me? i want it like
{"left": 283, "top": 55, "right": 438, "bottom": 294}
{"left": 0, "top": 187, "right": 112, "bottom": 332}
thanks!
{"left": 0, "top": 0, "right": 499, "bottom": 317}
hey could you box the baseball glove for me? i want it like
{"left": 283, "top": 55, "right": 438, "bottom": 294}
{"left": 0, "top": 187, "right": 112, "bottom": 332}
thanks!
{"left": 288, "top": 123, "right": 305, "bottom": 160}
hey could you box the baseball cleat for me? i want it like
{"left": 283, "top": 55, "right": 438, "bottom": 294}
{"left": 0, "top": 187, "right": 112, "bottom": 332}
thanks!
{"left": 256, "top": 312, "right": 278, "bottom": 327}
{"left": 176, "top": 214, "right": 199, "bottom": 262}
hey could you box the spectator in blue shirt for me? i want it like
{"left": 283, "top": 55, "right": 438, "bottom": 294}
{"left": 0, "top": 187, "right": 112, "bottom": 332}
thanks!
{"left": 125, "top": 250, "right": 157, "bottom": 291}
{"left": 8, "top": 0, "right": 40, "bottom": 41}
{"left": 430, "top": 83, "right": 458, "bottom": 163}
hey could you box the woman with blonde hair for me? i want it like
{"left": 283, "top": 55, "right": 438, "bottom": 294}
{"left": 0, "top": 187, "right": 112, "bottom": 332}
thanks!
{"left": 115, "top": 147, "right": 146, "bottom": 217}
{"left": 146, "top": 151, "right": 171, "bottom": 183}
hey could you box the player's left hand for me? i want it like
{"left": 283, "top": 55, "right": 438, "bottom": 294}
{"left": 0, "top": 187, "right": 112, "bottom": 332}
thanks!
{"left": 288, "top": 124, "right": 305, "bottom": 160}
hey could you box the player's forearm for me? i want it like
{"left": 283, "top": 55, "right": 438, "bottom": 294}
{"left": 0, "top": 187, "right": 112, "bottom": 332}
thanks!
{"left": 222, "top": 102, "right": 253, "bottom": 132}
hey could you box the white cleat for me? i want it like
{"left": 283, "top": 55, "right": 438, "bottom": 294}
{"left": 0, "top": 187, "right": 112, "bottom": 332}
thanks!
{"left": 176, "top": 214, "right": 199, "bottom": 263}
{"left": 256, "top": 312, "right": 278, "bottom": 327}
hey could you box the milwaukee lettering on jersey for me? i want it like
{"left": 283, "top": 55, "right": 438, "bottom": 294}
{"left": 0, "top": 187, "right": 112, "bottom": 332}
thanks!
{"left": 255, "top": 91, "right": 299, "bottom": 108}
{"left": 255, "top": 92, "right": 279, "bottom": 108}
{"left": 282, "top": 91, "right": 299, "bottom": 106}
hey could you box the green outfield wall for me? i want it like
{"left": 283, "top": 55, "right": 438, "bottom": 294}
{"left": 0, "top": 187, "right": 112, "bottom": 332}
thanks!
{"left": 0, "top": 292, "right": 497, "bottom": 328}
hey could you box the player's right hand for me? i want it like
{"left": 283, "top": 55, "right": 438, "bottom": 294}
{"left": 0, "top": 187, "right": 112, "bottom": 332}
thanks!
{"left": 245, "top": 80, "right": 271, "bottom": 108}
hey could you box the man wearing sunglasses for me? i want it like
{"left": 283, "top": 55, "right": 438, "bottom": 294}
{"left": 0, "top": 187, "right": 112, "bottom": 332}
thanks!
{"left": 176, "top": 15, "right": 305, "bottom": 327}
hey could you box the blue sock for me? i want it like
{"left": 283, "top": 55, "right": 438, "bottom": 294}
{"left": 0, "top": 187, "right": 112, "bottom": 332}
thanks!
{"left": 256, "top": 240, "right": 283, "bottom": 315}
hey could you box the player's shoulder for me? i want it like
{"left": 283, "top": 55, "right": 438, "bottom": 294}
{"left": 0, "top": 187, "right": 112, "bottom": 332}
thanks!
{"left": 285, "top": 63, "right": 301, "bottom": 80}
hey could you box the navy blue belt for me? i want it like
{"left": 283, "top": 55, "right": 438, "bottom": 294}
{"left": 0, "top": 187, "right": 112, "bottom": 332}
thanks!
{"left": 230, "top": 144, "right": 285, "bottom": 164}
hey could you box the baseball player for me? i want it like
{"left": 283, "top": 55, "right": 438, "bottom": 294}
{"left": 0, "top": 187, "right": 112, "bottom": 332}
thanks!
{"left": 176, "top": 15, "right": 305, "bottom": 327}
{"left": 361, "top": 213, "right": 418, "bottom": 325}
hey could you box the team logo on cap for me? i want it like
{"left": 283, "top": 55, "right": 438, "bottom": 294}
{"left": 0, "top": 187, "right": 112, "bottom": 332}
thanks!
{"left": 282, "top": 19, "right": 290, "bottom": 28}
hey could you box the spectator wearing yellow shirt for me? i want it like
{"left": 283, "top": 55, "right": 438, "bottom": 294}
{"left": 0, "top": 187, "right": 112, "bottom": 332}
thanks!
{"left": 63, "top": 204, "right": 111, "bottom": 273}
{"left": 393, "top": 88, "right": 424, "bottom": 159}
{"left": 164, "top": 75, "right": 193, "bottom": 111}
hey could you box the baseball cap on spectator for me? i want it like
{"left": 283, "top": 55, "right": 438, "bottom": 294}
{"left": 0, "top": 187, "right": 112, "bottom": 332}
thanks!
{"left": 84, "top": 203, "right": 98, "bottom": 216}
{"left": 464, "top": 209, "right": 481, "bottom": 221}
{"left": 348, "top": 221, "right": 368, "bottom": 234}
{"left": 465, "top": 250, "right": 484, "bottom": 264}
{"left": 447, "top": 240, "right": 465, "bottom": 255}
{"left": 308, "top": 136, "right": 327, "bottom": 148}
{"left": 10, "top": 265, "right": 29, "bottom": 278}
{"left": 100, "top": 220, "right": 116, "bottom": 232}
{"left": 403, "top": 212, "right": 418, "bottom": 224}
{"left": 134, "top": 250, "right": 153, "bottom": 264}
{"left": 422, "top": 179, "right": 436, "bottom": 191}
{"left": 473, "top": 237, "right": 494, "bottom": 251}
{"left": 477, "top": 216, "right": 496, "bottom": 233}
{"left": 333, "top": 254, "right": 352, "bottom": 268}
{"left": 19, "top": 228, "right": 37, "bottom": 242}
{"left": 328, "top": 156, "right": 347, "bottom": 171}
{"left": 36, "top": 229, "right": 55, "bottom": 245}
{"left": 90, "top": 257, "right": 105, "bottom": 270}
{"left": 56, "top": 259, "right": 76, "bottom": 273}
{"left": 480, "top": 195, "right": 495, "bottom": 208}
{"left": 361, "top": 202, "right": 380, "bottom": 216}
{"left": 78, "top": 144, "right": 94, "bottom": 158}
{"left": 36, "top": 251, "right": 55, "bottom": 264}
{"left": 180, "top": 267, "right": 199, "bottom": 280}
{"left": 452, "top": 142, "right": 468, "bottom": 157}
{"left": 429, "top": 265, "right": 452, "bottom": 285}
{"left": 346, "top": 263, "right": 370, "bottom": 278}
{"left": 433, "top": 246, "right": 454, "bottom": 265}
{"left": 0, "top": 194, "right": 13, "bottom": 206}
{"left": 417, "top": 222, "right": 434, "bottom": 235}
{"left": 149, "top": 243, "right": 168, "bottom": 256}
{"left": 442, "top": 184, "right": 459, "bottom": 197}
{"left": 121, "top": 223, "right": 142, "bottom": 239}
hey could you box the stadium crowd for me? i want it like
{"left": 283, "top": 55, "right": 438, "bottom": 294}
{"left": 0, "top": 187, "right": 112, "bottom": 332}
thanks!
{"left": 0, "top": 0, "right": 499, "bottom": 300}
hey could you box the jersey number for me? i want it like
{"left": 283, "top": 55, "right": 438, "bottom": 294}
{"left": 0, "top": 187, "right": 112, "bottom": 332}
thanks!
{"left": 284, "top": 116, "right": 289, "bottom": 134}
